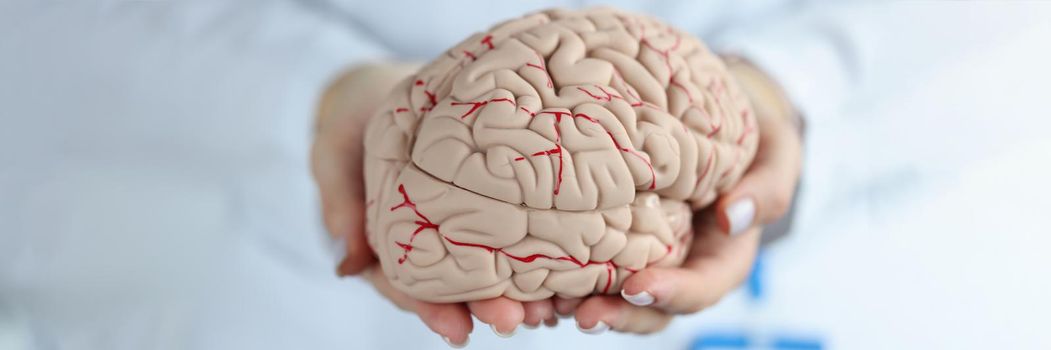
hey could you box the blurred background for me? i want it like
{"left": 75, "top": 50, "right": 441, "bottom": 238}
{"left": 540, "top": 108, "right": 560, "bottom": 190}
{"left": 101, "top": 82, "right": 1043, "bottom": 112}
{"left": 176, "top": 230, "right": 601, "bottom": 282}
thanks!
{"left": 2, "top": 1, "right": 1050, "bottom": 349}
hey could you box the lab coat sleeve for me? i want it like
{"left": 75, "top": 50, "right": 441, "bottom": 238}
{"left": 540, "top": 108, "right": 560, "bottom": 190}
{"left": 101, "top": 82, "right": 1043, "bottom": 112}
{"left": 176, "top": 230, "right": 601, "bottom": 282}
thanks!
{"left": 286, "top": 1, "right": 393, "bottom": 74}
{"left": 706, "top": 2, "right": 877, "bottom": 122}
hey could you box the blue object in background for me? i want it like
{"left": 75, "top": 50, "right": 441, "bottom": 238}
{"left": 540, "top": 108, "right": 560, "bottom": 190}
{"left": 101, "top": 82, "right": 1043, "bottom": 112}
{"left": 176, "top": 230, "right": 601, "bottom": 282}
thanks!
{"left": 690, "top": 333, "right": 823, "bottom": 350}
{"left": 689, "top": 251, "right": 824, "bottom": 350}
{"left": 747, "top": 251, "right": 765, "bottom": 302}
{"left": 690, "top": 333, "right": 752, "bottom": 349}
{"left": 770, "top": 336, "right": 823, "bottom": 350}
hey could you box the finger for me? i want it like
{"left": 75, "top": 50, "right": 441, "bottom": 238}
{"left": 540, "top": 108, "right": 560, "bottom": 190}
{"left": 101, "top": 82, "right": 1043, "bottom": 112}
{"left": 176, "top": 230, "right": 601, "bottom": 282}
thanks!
{"left": 312, "top": 130, "right": 365, "bottom": 239}
{"left": 362, "top": 267, "right": 473, "bottom": 346}
{"left": 521, "top": 299, "right": 555, "bottom": 329}
{"left": 718, "top": 114, "right": 802, "bottom": 235}
{"left": 543, "top": 316, "right": 559, "bottom": 328}
{"left": 467, "top": 297, "right": 525, "bottom": 337}
{"left": 620, "top": 226, "right": 761, "bottom": 314}
{"left": 416, "top": 303, "right": 474, "bottom": 347}
{"left": 312, "top": 133, "right": 372, "bottom": 276}
{"left": 553, "top": 296, "right": 584, "bottom": 318}
{"left": 574, "top": 295, "right": 672, "bottom": 335}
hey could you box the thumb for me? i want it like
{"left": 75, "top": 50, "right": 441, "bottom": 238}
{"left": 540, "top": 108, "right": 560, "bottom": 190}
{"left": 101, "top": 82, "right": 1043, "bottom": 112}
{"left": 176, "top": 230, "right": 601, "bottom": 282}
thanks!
{"left": 717, "top": 115, "right": 801, "bottom": 235}
{"left": 313, "top": 64, "right": 419, "bottom": 276}
{"left": 311, "top": 131, "right": 373, "bottom": 276}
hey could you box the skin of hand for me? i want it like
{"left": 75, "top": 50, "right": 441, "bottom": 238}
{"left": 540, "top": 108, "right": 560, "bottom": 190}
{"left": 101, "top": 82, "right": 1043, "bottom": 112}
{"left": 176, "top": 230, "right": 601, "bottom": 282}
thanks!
{"left": 566, "top": 56, "right": 804, "bottom": 334}
{"left": 313, "top": 63, "right": 557, "bottom": 348}
{"left": 314, "top": 56, "right": 802, "bottom": 340}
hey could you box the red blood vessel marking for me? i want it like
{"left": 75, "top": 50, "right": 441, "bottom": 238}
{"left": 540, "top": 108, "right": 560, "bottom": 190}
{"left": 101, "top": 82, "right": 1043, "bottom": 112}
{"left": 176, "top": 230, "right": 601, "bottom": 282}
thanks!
{"left": 577, "top": 85, "right": 625, "bottom": 102}
{"left": 575, "top": 113, "right": 657, "bottom": 190}
{"left": 462, "top": 50, "right": 477, "bottom": 61}
{"left": 460, "top": 35, "right": 494, "bottom": 63}
{"left": 669, "top": 78, "right": 693, "bottom": 104}
{"left": 514, "top": 111, "right": 568, "bottom": 195}
{"left": 450, "top": 97, "right": 516, "bottom": 119}
{"left": 596, "top": 85, "right": 617, "bottom": 100}
{"left": 577, "top": 87, "right": 606, "bottom": 101}
{"left": 706, "top": 109, "right": 723, "bottom": 137}
{"left": 519, "top": 106, "right": 537, "bottom": 117}
{"left": 612, "top": 69, "right": 659, "bottom": 109}
{"left": 641, "top": 34, "right": 682, "bottom": 77}
{"left": 624, "top": 86, "right": 648, "bottom": 107}
{"left": 390, "top": 184, "right": 441, "bottom": 264}
{"left": 514, "top": 111, "right": 658, "bottom": 192}
{"left": 414, "top": 79, "right": 438, "bottom": 113}
{"left": 646, "top": 233, "right": 690, "bottom": 268}
{"left": 695, "top": 104, "right": 723, "bottom": 138}
{"left": 736, "top": 109, "right": 754, "bottom": 145}
{"left": 525, "top": 51, "right": 554, "bottom": 88}
{"left": 421, "top": 89, "right": 438, "bottom": 113}
{"left": 693, "top": 151, "right": 716, "bottom": 194}
{"left": 670, "top": 77, "right": 726, "bottom": 138}
{"left": 390, "top": 184, "right": 637, "bottom": 293}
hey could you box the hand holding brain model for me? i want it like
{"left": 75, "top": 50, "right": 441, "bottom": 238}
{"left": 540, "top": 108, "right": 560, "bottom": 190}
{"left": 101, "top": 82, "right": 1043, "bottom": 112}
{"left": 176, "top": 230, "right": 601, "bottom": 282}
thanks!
{"left": 362, "top": 8, "right": 758, "bottom": 302}
{"left": 318, "top": 6, "right": 804, "bottom": 342}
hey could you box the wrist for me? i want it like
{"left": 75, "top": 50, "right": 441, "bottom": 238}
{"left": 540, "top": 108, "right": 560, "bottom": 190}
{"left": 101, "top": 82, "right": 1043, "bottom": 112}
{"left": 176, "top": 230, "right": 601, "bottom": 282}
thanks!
{"left": 721, "top": 54, "right": 804, "bottom": 136}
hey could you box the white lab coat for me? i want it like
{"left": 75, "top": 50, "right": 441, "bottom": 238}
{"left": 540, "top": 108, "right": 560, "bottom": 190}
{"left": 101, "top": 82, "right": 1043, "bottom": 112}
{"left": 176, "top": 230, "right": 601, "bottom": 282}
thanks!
{"left": 2, "top": 1, "right": 1050, "bottom": 349}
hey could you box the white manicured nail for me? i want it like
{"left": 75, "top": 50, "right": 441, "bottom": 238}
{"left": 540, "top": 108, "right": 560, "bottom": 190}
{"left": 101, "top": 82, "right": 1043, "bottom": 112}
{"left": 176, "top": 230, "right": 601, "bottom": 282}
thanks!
{"left": 621, "top": 289, "right": 654, "bottom": 306}
{"left": 490, "top": 324, "right": 516, "bottom": 338}
{"left": 726, "top": 198, "right": 756, "bottom": 235}
{"left": 577, "top": 321, "right": 609, "bottom": 334}
{"left": 442, "top": 335, "right": 469, "bottom": 349}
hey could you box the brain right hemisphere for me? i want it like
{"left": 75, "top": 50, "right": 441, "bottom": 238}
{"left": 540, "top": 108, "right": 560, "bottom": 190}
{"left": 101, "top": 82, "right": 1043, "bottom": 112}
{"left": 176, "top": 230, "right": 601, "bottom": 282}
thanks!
{"left": 362, "top": 8, "right": 758, "bottom": 302}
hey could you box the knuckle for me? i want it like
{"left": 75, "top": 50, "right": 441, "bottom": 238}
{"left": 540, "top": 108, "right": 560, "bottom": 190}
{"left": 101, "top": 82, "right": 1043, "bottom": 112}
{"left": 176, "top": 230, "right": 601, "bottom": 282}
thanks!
{"left": 683, "top": 294, "right": 723, "bottom": 314}
{"left": 624, "top": 269, "right": 662, "bottom": 293}
{"left": 652, "top": 315, "right": 673, "bottom": 332}
{"left": 683, "top": 303, "right": 706, "bottom": 314}
{"left": 765, "top": 189, "right": 793, "bottom": 220}
{"left": 634, "top": 316, "right": 673, "bottom": 335}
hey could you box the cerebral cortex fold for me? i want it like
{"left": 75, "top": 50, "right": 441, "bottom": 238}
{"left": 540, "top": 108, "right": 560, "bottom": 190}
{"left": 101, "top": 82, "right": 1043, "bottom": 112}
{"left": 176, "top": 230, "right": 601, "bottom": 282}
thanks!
{"left": 362, "top": 8, "right": 758, "bottom": 302}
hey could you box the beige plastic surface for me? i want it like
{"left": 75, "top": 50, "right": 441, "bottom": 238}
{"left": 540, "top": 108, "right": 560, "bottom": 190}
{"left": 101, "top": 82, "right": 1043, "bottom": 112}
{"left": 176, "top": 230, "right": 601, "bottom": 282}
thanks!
{"left": 362, "top": 8, "right": 758, "bottom": 302}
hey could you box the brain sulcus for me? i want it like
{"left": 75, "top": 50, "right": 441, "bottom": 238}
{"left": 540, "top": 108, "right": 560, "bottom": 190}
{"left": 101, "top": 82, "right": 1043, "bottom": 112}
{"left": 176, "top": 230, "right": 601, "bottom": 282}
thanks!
{"left": 362, "top": 7, "right": 758, "bottom": 302}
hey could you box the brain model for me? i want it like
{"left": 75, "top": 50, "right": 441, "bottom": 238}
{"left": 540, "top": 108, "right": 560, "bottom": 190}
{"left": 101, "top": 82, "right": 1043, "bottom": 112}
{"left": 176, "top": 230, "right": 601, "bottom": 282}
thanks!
{"left": 363, "top": 8, "right": 758, "bottom": 302}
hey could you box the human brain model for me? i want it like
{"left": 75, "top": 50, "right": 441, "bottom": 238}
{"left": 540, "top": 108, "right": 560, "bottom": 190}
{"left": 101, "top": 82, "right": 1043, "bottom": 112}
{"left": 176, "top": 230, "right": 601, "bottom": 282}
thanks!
{"left": 363, "top": 8, "right": 758, "bottom": 302}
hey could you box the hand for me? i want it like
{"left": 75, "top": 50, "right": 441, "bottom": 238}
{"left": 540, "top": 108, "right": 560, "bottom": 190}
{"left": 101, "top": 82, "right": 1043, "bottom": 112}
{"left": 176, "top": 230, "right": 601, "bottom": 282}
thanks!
{"left": 568, "top": 57, "right": 804, "bottom": 334}
{"left": 312, "top": 63, "right": 557, "bottom": 347}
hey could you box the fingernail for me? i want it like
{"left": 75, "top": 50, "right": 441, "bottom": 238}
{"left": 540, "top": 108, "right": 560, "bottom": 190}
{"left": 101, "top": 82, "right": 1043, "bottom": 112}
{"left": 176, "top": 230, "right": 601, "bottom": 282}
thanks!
{"left": 725, "top": 197, "right": 756, "bottom": 236}
{"left": 543, "top": 317, "right": 559, "bottom": 328}
{"left": 334, "top": 258, "right": 350, "bottom": 277}
{"left": 442, "top": 335, "right": 469, "bottom": 349}
{"left": 620, "top": 289, "right": 654, "bottom": 306}
{"left": 522, "top": 323, "right": 539, "bottom": 330}
{"left": 490, "top": 324, "right": 516, "bottom": 338}
{"left": 556, "top": 311, "right": 573, "bottom": 319}
{"left": 576, "top": 321, "right": 609, "bottom": 335}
